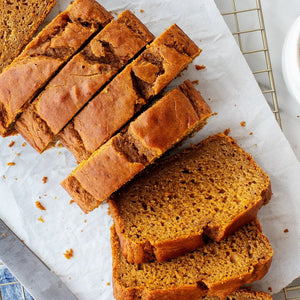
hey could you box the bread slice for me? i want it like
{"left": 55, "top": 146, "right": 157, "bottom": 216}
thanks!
{"left": 15, "top": 10, "right": 154, "bottom": 153}
{"left": 108, "top": 133, "right": 271, "bottom": 263}
{"left": 59, "top": 24, "right": 201, "bottom": 162}
{"left": 0, "top": 0, "right": 56, "bottom": 73}
{"left": 0, "top": 0, "right": 112, "bottom": 137}
{"left": 61, "top": 80, "right": 211, "bottom": 213}
{"left": 207, "top": 289, "right": 272, "bottom": 300}
{"left": 111, "top": 221, "right": 273, "bottom": 300}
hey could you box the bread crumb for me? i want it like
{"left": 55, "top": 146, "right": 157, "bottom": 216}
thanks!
{"left": 44, "top": 194, "right": 47, "bottom": 197}
{"left": 15, "top": 153, "right": 20, "bottom": 156}
{"left": 7, "top": 162, "right": 15, "bottom": 166}
{"left": 22, "top": 142, "right": 27, "bottom": 147}
{"left": 69, "top": 199, "right": 75, "bottom": 204}
{"left": 2, "top": 175, "right": 6, "bottom": 179}
{"left": 249, "top": 132, "right": 253, "bottom": 135}
{"left": 114, "top": 12, "right": 118, "bottom": 16}
{"left": 58, "top": 151, "right": 61, "bottom": 155}
{"left": 268, "top": 287, "right": 272, "bottom": 293}
{"left": 212, "top": 112, "right": 218, "bottom": 116}
{"left": 240, "top": 121, "right": 246, "bottom": 127}
{"left": 37, "top": 216, "right": 44, "bottom": 223}
{"left": 57, "top": 142, "right": 63, "bottom": 148}
{"left": 140, "top": 9, "right": 144, "bottom": 13}
{"left": 38, "top": 196, "right": 41, "bottom": 199}
{"left": 63, "top": 249, "right": 74, "bottom": 259}
{"left": 69, "top": 277, "right": 71, "bottom": 280}
{"left": 297, "top": 115, "right": 300, "bottom": 118}
{"left": 106, "top": 282, "right": 110, "bottom": 286}
{"left": 81, "top": 229, "right": 83, "bottom": 232}
{"left": 35, "top": 201, "right": 46, "bottom": 211}
{"left": 255, "top": 144, "right": 257, "bottom": 147}
{"left": 195, "top": 64, "right": 206, "bottom": 70}
{"left": 2, "top": 233, "right": 7, "bottom": 237}
{"left": 284, "top": 228, "right": 289, "bottom": 233}
{"left": 84, "top": 219, "right": 87, "bottom": 223}
{"left": 8, "top": 141, "right": 15, "bottom": 147}
{"left": 14, "top": 177, "right": 18, "bottom": 181}
{"left": 223, "top": 128, "right": 231, "bottom": 136}
{"left": 42, "top": 176, "right": 48, "bottom": 184}
{"left": 191, "top": 80, "right": 199, "bottom": 85}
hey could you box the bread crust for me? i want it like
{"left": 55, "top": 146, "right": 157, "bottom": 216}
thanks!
{"left": 61, "top": 80, "right": 211, "bottom": 212}
{"left": 59, "top": 24, "right": 201, "bottom": 162}
{"left": 0, "top": 0, "right": 112, "bottom": 137}
{"left": 111, "top": 224, "right": 273, "bottom": 300}
{"left": 108, "top": 133, "right": 272, "bottom": 263}
{"left": 15, "top": 10, "right": 154, "bottom": 152}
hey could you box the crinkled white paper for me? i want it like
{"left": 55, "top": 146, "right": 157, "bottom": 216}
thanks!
{"left": 1, "top": 0, "right": 300, "bottom": 299}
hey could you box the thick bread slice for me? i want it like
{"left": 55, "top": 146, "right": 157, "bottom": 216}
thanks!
{"left": 0, "top": 0, "right": 112, "bottom": 137}
{"left": 59, "top": 24, "right": 201, "bottom": 162}
{"left": 15, "top": 10, "right": 154, "bottom": 153}
{"left": 108, "top": 133, "right": 272, "bottom": 263}
{"left": 61, "top": 80, "right": 211, "bottom": 213}
{"left": 111, "top": 222, "right": 273, "bottom": 300}
{"left": 0, "top": 0, "right": 56, "bottom": 73}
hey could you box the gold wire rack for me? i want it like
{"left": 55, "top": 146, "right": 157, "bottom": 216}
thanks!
{"left": 215, "top": 0, "right": 299, "bottom": 299}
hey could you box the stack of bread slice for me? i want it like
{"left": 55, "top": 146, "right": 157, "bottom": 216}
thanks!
{"left": 0, "top": 1, "right": 274, "bottom": 299}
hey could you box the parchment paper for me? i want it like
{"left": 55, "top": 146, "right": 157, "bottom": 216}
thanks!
{"left": 1, "top": 0, "right": 300, "bottom": 298}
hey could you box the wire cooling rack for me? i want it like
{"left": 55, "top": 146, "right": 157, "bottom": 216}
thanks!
{"left": 214, "top": 0, "right": 299, "bottom": 299}
{"left": 0, "top": 1, "right": 298, "bottom": 299}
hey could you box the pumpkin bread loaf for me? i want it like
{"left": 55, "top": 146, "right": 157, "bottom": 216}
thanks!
{"left": 61, "top": 80, "right": 211, "bottom": 213}
{"left": 0, "top": 0, "right": 56, "bottom": 73}
{"left": 111, "top": 222, "right": 273, "bottom": 300}
{"left": 15, "top": 10, "right": 154, "bottom": 152}
{"left": 59, "top": 24, "right": 201, "bottom": 162}
{"left": 0, "top": 0, "right": 112, "bottom": 137}
{"left": 108, "top": 133, "right": 272, "bottom": 263}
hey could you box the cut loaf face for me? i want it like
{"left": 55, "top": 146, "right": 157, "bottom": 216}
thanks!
{"left": 109, "top": 133, "right": 271, "bottom": 263}
{"left": 111, "top": 221, "right": 273, "bottom": 300}
{"left": 61, "top": 80, "right": 211, "bottom": 213}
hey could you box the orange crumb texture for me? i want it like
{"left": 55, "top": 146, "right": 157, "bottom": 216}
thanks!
{"left": 57, "top": 142, "right": 63, "bottom": 148}
{"left": 191, "top": 80, "right": 199, "bottom": 85}
{"left": 140, "top": 9, "right": 144, "bottom": 13}
{"left": 8, "top": 141, "right": 15, "bottom": 147}
{"left": 2, "top": 233, "right": 7, "bottom": 237}
{"left": 284, "top": 228, "right": 289, "bottom": 233}
{"left": 35, "top": 201, "right": 46, "bottom": 211}
{"left": 212, "top": 112, "right": 218, "bottom": 116}
{"left": 249, "top": 132, "right": 253, "bottom": 135}
{"left": 107, "top": 282, "right": 111, "bottom": 286}
{"left": 195, "top": 64, "right": 206, "bottom": 70}
{"left": 37, "top": 216, "right": 44, "bottom": 223}
{"left": 42, "top": 176, "right": 48, "bottom": 184}
{"left": 240, "top": 121, "right": 246, "bottom": 127}
{"left": 22, "top": 142, "right": 26, "bottom": 147}
{"left": 69, "top": 199, "right": 75, "bottom": 204}
{"left": 7, "top": 162, "right": 15, "bottom": 166}
{"left": 268, "top": 287, "right": 272, "bottom": 293}
{"left": 224, "top": 128, "right": 231, "bottom": 136}
{"left": 64, "top": 248, "right": 74, "bottom": 259}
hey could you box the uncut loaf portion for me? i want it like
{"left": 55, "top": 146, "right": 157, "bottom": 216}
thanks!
{"left": 0, "top": 0, "right": 112, "bottom": 137}
{"left": 59, "top": 24, "right": 202, "bottom": 162}
{"left": 61, "top": 80, "right": 211, "bottom": 213}
{"left": 0, "top": 0, "right": 56, "bottom": 73}
{"left": 108, "top": 133, "right": 271, "bottom": 263}
{"left": 15, "top": 10, "right": 154, "bottom": 153}
{"left": 111, "top": 221, "right": 273, "bottom": 300}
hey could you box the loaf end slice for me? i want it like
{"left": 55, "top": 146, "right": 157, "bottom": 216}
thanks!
{"left": 111, "top": 221, "right": 273, "bottom": 300}
{"left": 61, "top": 80, "right": 211, "bottom": 213}
{"left": 0, "top": 0, "right": 56, "bottom": 73}
{"left": 108, "top": 133, "right": 271, "bottom": 263}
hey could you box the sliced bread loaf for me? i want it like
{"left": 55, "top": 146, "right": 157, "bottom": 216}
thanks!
{"left": 59, "top": 24, "right": 201, "bottom": 162}
{"left": 15, "top": 10, "right": 154, "bottom": 153}
{"left": 109, "top": 133, "right": 271, "bottom": 263}
{"left": 111, "top": 221, "right": 273, "bottom": 300}
{"left": 61, "top": 80, "right": 211, "bottom": 213}
{"left": 0, "top": 0, "right": 112, "bottom": 136}
{"left": 0, "top": 0, "right": 56, "bottom": 73}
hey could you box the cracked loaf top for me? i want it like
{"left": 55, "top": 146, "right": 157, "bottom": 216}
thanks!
{"left": 59, "top": 24, "right": 201, "bottom": 162}
{"left": 0, "top": 0, "right": 112, "bottom": 137}
{"left": 61, "top": 80, "right": 212, "bottom": 213}
{"left": 15, "top": 10, "right": 154, "bottom": 153}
